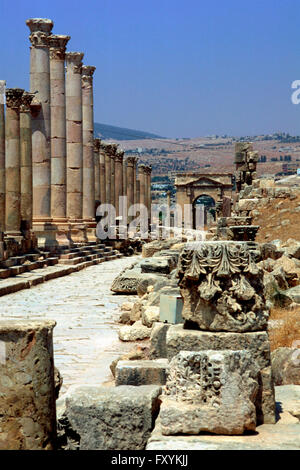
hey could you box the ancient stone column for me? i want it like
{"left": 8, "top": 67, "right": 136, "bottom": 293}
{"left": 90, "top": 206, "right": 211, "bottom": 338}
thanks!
{"left": 82, "top": 65, "right": 96, "bottom": 224}
{"left": 127, "top": 157, "right": 135, "bottom": 213}
{"left": 0, "top": 320, "right": 57, "bottom": 450}
{"left": 145, "top": 165, "right": 152, "bottom": 216}
{"left": 115, "top": 150, "right": 124, "bottom": 216}
{"left": 133, "top": 157, "right": 138, "bottom": 205}
{"left": 49, "top": 34, "right": 70, "bottom": 241}
{"left": 99, "top": 142, "right": 106, "bottom": 204}
{"left": 110, "top": 151, "right": 116, "bottom": 207}
{"left": 0, "top": 80, "right": 5, "bottom": 233}
{"left": 19, "top": 91, "right": 35, "bottom": 243}
{"left": 65, "top": 52, "right": 84, "bottom": 223}
{"left": 94, "top": 138, "right": 101, "bottom": 202}
{"left": 26, "top": 18, "right": 54, "bottom": 246}
{"left": 104, "top": 144, "right": 111, "bottom": 205}
{"left": 5, "top": 88, "right": 24, "bottom": 237}
{"left": 138, "top": 164, "right": 146, "bottom": 207}
{"left": 122, "top": 157, "right": 127, "bottom": 199}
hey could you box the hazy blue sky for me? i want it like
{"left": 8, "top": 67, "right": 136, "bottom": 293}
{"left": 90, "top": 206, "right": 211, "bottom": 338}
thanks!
{"left": 1, "top": 0, "right": 300, "bottom": 137}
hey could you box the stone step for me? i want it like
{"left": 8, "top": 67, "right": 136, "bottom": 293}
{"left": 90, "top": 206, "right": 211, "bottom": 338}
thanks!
{"left": 26, "top": 253, "right": 41, "bottom": 262}
{"left": 58, "top": 256, "right": 85, "bottom": 265}
{"left": 0, "top": 268, "right": 12, "bottom": 279}
{"left": 10, "top": 265, "right": 27, "bottom": 276}
{"left": 59, "top": 252, "right": 79, "bottom": 260}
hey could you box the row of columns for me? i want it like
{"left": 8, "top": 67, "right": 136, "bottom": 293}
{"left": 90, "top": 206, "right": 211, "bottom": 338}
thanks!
{"left": 92, "top": 143, "right": 152, "bottom": 217}
{"left": 0, "top": 17, "right": 153, "bottom": 251}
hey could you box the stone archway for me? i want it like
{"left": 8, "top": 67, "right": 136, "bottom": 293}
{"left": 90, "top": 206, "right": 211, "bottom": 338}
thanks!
{"left": 193, "top": 194, "right": 216, "bottom": 229}
{"left": 175, "top": 173, "right": 233, "bottom": 228}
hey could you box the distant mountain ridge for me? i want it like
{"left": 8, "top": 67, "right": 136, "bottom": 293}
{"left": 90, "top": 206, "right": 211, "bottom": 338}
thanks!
{"left": 94, "top": 122, "right": 164, "bottom": 141}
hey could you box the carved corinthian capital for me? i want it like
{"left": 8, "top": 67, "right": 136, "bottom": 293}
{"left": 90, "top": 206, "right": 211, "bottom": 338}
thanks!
{"left": 19, "top": 91, "right": 35, "bottom": 113}
{"left": 82, "top": 66, "right": 96, "bottom": 86}
{"left": 93, "top": 138, "right": 101, "bottom": 152}
{"left": 177, "top": 241, "right": 269, "bottom": 332}
{"left": 5, "top": 88, "right": 24, "bottom": 109}
{"left": 26, "top": 18, "right": 54, "bottom": 47}
{"left": 48, "top": 35, "right": 70, "bottom": 60}
{"left": 65, "top": 52, "right": 84, "bottom": 74}
{"left": 115, "top": 150, "right": 124, "bottom": 163}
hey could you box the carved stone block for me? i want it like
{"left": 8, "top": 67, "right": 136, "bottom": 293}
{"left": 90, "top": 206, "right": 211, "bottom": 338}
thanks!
{"left": 177, "top": 241, "right": 269, "bottom": 332}
{"left": 166, "top": 324, "right": 276, "bottom": 424}
{"left": 160, "top": 350, "right": 258, "bottom": 435}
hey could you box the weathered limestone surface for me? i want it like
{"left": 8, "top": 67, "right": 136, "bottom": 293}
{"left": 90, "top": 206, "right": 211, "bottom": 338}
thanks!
{"left": 82, "top": 65, "right": 96, "bottom": 222}
{"left": 99, "top": 143, "right": 106, "bottom": 203}
{"left": 20, "top": 92, "right": 35, "bottom": 235}
{"left": 94, "top": 138, "right": 100, "bottom": 201}
{"left": 49, "top": 34, "right": 70, "bottom": 223}
{"left": 65, "top": 51, "right": 84, "bottom": 221}
{"left": 5, "top": 88, "right": 24, "bottom": 236}
{"left": 166, "top": 324, "right": 276, "bottom": 424}
{"left": 57, "top": 384, "right": 161, "bottom": 450}
{"left": 160, "top": 350, "right": 258, "bottom": 435}
{"left": 0, "top": 320, "right": 57, "bottom": 450}
{"left": 178, "top": 242, "right": 269, "bottom": 332}
{"left": 119, "top": 320, "right": 152, "bottom": 341}
{"left": 115, "top": 359, "right": 168, "bottom": 386}
{"left": 150, "top": 322, "right": 171, "bottom": 359}
{"left": 141, "top": 257, "right": 174, "bottom": 275}
{"left": 26, "top": 18, "right": 53, "bottom": 221}
{"left": 271, "top": 348, "right": 300, "bottom": 386}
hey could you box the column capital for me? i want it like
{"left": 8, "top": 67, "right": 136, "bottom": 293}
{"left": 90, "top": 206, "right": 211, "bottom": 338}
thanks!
{"left": 93, "top": 138, "right": 101, "bottom": 152}
{"left": 5, "top": 88, "right": 24, "bottom": 109}
{"left": 127, "top": 156, "right": 136, "bottom": 167}
{"left": 105, "top": 143, "right": 118, "bottom": 157}
{"left": 144, "top": 165, "right": 152, "bottom": 174}
{"left": 65, "top": 52, "right": 84, "bottom": 73}
{"left": 48, "top": 35, "right": 70, "bottom": 60}
{"left": 26, "top": 18, "right": 54, "bottom": 47}
{"left": 82, "top": 66, "right": 96, "bottom": 86}
{"left": 138, "top": 163, "right": 147, "bottom": 173}
{"left": 19, "top": 91, "right": 35, "bottom": 113}
{"left": 115, "top": 150, "right": 124, "bottom": 163}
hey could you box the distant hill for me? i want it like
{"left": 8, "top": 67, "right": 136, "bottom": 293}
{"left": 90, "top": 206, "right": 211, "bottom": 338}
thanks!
{"left": 94, "top": 122, "right": 164, "bottom": 141}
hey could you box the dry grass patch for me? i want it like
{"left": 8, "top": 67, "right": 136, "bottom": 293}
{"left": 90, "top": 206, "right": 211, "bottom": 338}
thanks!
{"left": 268, "top": 307, "right": 300, "bottom": 351}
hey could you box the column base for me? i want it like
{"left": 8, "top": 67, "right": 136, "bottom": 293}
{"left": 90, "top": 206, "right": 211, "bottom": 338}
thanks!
{"left": 51, "top": 218, "right": 73, "bottom": 248}
{"left": 83, "top": 219, "right": 97, "bottom": 242}
{"left": 68, "top": 219, "right": 88, "bottom": 244}
{"left": 32, "top": 219, "right": 60, "bottom": 252}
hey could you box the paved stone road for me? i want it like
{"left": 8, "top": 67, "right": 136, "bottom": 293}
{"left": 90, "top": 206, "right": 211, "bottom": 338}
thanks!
{"left": 0, "top": 256, "right": 140, "bottom": 393}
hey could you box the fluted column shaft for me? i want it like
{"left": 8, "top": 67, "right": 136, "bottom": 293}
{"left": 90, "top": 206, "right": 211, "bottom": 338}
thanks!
{"left": 26, "top": 18, "right": 53, "bottom": 221}
{"left": 20, "top": 92, "right": 35, "bottom": 233}
{"left": 65, "top": 52, "right": 84, "bottom": 220}
{"left": 105, "top": 148, "right": 111, "bottom": 204}
{"left": 5, "top": 88, "right": 24, "bottom": 235}
{"left": 110, "top": 153, "right": 115, "bottom": 207}
{"left": 115, "top": 151, "right": 124, "bottom": 215}
{"left": 133, "top": 158, "right": 137, "bottom": 204}
{"left": 49, "top": 34, "right": 70, "bottom": 221}
{"left": 138, "top": 164, "right": 146, "bottom": 207}
{"left": 127, "top": 157, "right": 135, "bottom": 211}
{"left": 94, "top": 138, "right": 100, "bottom": 202}
{"left": 82, "top": 65, "right": 96, "bottom": 221}
{"left": 0, "top": 81, "right": 5, "bottom": 233}
{"left": 99, "top": 143, "right": 106, "bottom": 204}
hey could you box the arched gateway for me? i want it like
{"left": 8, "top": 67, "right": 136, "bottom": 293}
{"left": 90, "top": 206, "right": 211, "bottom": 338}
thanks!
{"left": 175, "top": 173, "right": 234, "bottom": 229}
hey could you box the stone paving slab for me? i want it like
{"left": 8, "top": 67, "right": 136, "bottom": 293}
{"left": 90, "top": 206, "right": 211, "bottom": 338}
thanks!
{"left": 0, "top": 255, "right": 141, "bottom": 394}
